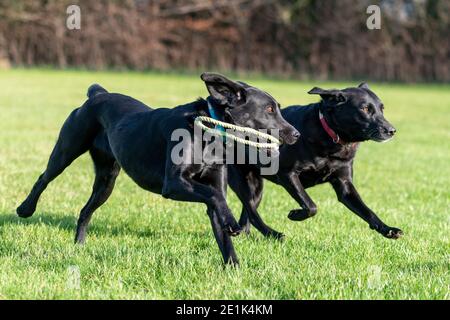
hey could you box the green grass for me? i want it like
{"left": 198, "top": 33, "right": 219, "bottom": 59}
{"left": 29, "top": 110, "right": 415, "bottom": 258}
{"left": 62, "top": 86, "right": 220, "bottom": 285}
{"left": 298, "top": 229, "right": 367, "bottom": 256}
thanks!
{"left": 0, "top": 68, "right": 449, "bottom": 299}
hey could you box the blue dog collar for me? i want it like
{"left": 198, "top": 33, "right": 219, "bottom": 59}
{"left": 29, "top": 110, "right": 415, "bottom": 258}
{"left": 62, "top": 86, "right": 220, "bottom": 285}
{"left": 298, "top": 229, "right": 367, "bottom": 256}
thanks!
{"left": 207, "top": 98, "right": 226, "bottom": 133}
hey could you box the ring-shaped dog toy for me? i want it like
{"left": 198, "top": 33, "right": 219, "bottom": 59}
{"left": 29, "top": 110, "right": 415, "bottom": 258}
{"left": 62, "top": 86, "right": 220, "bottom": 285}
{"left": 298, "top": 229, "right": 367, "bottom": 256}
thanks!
{"left": 194, "top": 116, "right": 281, "bottom": 150}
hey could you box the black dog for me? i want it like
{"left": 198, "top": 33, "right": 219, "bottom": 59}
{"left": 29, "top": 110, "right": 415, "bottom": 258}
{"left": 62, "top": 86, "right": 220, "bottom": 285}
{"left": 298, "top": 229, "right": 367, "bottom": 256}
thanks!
{"left": 16, "top": 73, "right": 299, "bottom": 265}
{"left": 229, "top": 83, "right": 403, "bottom": 240}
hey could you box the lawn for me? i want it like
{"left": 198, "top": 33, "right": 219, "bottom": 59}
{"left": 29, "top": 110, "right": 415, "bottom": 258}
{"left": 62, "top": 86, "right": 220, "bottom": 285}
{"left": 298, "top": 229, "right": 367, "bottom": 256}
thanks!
{"left": 0, "top": 68, "right": 448, "bottom": 299}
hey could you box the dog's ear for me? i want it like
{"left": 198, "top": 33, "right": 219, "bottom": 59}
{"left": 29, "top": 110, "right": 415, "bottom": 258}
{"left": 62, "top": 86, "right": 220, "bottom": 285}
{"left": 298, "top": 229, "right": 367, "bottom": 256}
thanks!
{"left": 201, "top": 72, "right": 246, "bottom": 107}
{"left": 308, "top": 87, "right": 347, "bottom": 103}
{"left": 358, "top": 82, "right": 370, "bottom": 90}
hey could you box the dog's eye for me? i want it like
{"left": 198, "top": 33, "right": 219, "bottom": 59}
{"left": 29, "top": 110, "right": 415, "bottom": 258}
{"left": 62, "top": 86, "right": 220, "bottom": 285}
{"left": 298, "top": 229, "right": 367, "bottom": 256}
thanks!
{"left": 266, "top": 105, "right": 275, "bottom": 113}
{"left": 362, "top": 105, "right": 370, "bottom": 114}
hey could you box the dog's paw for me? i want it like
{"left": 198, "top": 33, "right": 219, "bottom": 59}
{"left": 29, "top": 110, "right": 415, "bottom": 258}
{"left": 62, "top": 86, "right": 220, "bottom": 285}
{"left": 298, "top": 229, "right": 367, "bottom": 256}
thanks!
{"left": 380, "top": 226, "right": 403, "bottom": 239}
{"left": 16, "top": 201, "right": 36, "bottom": 218}
{"left": 267, "top": 231, "right": 285, "bottom": 241}
{"left": 288, "top": 209, "right": 313, "bottom": 221}
{"left": 224, "top": 222, "right": 242, "bottom": 237}
{"left": 224, "top": 258, "right": 240, "bottom": 268}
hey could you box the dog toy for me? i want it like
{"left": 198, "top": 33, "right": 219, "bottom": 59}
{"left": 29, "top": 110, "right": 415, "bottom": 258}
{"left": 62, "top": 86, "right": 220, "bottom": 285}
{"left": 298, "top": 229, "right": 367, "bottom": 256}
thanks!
{"left": 194, "top": 116, "right": 281, "bottom": 149}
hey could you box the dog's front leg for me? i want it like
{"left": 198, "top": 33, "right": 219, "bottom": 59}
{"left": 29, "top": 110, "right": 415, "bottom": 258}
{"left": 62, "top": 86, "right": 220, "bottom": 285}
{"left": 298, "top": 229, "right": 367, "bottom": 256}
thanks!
{"left": 162, "top": 165, "right": 241, "bottom": 264}
{"left": 207, "top": 207, "right": 239, "bottom": 265}
{"left": 162, "top": 176, "right": 241, "bottom": 236}
{"left": 278, "top": 172, "right": 318, "bottom": 222}
{"left": 330, "top": 173, "right": 403, "bottom": 239}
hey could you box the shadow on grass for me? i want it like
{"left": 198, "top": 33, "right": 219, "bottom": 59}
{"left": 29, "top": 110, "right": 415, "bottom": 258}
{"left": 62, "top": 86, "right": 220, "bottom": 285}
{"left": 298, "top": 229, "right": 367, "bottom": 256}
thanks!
{"left": 0, "top": 210, "right": 181, "bottom": 240}
{"left": 0, "top": 210, "right": 278, "bottom": 245}
{"left": 0, "top": 211, "right": 75, "bottom": 231}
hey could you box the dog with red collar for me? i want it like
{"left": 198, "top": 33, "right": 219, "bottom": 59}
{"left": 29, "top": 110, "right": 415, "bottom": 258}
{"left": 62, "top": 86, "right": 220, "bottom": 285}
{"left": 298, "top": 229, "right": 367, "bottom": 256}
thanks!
{"left": 228, "top": 83, "right": 403, "bottom": 240}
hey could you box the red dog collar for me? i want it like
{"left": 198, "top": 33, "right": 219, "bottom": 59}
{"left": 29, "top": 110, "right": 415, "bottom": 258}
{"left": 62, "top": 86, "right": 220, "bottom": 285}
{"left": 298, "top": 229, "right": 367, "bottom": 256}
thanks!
{"left": 319, "top": 110, "right": 345, "bottom": 144}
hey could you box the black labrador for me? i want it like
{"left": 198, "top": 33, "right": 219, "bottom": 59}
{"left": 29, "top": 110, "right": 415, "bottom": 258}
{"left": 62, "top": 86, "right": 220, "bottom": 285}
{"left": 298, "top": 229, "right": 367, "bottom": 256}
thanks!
{"left": 229, "top": 83, "right": 403, "bottom": 240}
{"left": 16, "top": 73, "right": 299, "bottom": 265}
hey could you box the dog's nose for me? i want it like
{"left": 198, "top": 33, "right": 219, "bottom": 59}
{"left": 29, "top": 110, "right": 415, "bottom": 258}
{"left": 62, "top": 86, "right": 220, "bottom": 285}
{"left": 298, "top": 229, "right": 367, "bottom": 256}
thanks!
{"left": 287, "top": 130, "right": 300, "bottom": 144}
{"left": 280, "top": 128, "right": 300, "bottom": 145}
{"left": 292, "top": 130, "right": 300, "bottom": 140}
{"left": 386, "top": 127, "right": 396, "bottom": 136}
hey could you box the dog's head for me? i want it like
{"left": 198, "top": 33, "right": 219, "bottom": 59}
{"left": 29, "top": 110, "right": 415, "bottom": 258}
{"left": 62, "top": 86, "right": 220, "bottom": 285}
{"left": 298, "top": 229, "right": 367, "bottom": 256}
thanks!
{"left": 201, "top": 72, "right": 299, "bottom": 145}
{"left": 308, "top": 83, "right": 396, "bottom": 142}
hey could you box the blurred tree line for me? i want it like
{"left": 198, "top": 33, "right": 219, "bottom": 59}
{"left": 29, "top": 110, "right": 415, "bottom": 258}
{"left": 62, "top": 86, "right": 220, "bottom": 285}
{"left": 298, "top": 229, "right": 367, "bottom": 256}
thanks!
{"left": 0, "top": 0, "right": 448, "bottom": 81}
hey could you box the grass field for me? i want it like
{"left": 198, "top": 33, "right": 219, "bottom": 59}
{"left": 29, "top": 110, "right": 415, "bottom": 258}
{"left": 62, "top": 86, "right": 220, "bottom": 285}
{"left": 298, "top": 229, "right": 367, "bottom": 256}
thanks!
{"left": 0, "top": 68, "right": 448, "bottom": 299}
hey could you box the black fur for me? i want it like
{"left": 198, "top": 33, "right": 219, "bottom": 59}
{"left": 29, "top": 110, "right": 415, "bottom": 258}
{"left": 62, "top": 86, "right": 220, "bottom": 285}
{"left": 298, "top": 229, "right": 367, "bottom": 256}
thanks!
{"left": 16, "top": 73, "right": 299, "bottom": 265}
{"left": 229, "top": 83, "right": 403, "bottom": 240}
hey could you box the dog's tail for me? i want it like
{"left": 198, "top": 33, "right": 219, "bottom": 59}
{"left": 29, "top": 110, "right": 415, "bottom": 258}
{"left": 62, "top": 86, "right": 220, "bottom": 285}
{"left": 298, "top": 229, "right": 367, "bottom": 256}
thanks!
{"left": 87, "top": 84, "right": 108, "bottom": 99}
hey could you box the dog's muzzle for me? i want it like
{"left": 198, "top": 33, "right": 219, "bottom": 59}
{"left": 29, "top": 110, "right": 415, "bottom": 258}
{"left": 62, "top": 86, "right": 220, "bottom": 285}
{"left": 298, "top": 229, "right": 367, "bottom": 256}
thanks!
{"left": 280, "top": 128, "right": 300, "bottom": 145}
{"left": 371, "top": 126, "right": 396, "bottom": 142}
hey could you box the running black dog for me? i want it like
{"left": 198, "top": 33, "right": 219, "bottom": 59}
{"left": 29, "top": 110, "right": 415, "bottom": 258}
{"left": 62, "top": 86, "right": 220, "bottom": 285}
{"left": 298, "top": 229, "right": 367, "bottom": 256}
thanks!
{"left": 229, "top": 83, "right": 403, "bottom": 240}
{"left": 16, "top": 73, "right": 299, "bottom": 265}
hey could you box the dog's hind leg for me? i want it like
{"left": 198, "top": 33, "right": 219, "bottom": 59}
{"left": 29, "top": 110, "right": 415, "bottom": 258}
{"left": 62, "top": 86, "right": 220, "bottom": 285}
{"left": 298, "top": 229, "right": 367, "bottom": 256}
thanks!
{"left": 74, "top": 145, "right": 120, "bottom": 244}
{"left": 17, "top": 108, "right": 97, "bottom": 218}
